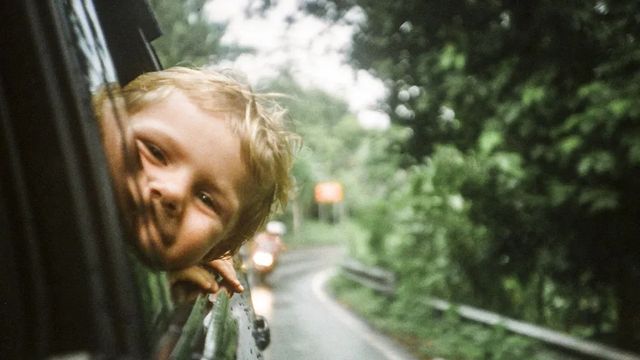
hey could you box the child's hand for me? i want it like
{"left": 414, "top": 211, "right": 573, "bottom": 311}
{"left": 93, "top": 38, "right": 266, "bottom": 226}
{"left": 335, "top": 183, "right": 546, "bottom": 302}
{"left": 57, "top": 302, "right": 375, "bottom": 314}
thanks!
{"left": 204, "top": 258, "right": 244, "bottom": 294}
{"left": 168, "top": 266, "right": 218, "bottom": 293}
{"left": 167, "top": 258, "right": 244, "bottom": 302}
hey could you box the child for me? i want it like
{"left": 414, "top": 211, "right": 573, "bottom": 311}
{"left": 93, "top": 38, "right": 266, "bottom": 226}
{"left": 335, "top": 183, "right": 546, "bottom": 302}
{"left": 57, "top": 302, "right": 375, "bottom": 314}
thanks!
{"left": 97, "top": 67, "right": 297, "bottom": 295}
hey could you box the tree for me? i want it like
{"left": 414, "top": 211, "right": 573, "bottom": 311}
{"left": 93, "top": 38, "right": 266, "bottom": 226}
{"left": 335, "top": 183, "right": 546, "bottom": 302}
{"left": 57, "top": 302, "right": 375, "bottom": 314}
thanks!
{"left": 149, "top": 0, "right": 245, "bottom": 67}
{"left": 303, "top": 0, "right": 640, "bottom": 349}
{"left": 266, "top": 73, "right": 361, "bottom": 218}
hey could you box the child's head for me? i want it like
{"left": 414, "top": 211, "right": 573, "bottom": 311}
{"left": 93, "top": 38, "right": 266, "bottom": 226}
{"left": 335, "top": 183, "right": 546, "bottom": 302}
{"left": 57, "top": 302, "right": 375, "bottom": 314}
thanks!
{"left": 99, "top": 67, "right": 296, "bottom": 269}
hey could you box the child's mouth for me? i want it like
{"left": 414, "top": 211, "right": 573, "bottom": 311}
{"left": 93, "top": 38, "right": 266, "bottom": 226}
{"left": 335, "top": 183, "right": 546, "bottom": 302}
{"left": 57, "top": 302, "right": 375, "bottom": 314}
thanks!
{"left": 141, "top": 200, "right": 176, "bottom": 247}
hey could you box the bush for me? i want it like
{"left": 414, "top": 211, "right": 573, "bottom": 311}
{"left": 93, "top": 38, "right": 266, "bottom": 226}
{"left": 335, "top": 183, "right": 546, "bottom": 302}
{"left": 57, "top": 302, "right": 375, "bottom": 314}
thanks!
{"left": 347, "top": 143, "right": 617, "bottom": 342}
{"left": 328, "top": 274, "right": 568, "bottom": 360}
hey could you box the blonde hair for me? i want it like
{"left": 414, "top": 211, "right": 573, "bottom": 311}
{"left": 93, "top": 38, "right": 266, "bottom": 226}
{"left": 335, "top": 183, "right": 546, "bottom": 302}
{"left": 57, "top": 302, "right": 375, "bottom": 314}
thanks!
{"left": 119, "top": 66, "right": 298, "bottom": 257}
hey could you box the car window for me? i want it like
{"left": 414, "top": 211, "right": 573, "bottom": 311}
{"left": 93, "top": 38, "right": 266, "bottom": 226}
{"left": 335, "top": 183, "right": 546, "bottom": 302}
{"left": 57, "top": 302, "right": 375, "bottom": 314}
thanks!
{"left": 0, "top": 0, "right": 163, "bottom": 357}
{"left": 55, "top": 0, "right": 180, "bottom": 351}
{"left": 1, "top": 1, "right": 266, "bottom": 358}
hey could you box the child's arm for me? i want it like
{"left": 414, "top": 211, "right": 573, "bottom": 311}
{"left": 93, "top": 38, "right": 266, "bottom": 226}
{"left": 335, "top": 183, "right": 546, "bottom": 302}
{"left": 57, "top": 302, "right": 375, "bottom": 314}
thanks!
{"left": 167, "top": 258, "right": 244, "bottom": 302}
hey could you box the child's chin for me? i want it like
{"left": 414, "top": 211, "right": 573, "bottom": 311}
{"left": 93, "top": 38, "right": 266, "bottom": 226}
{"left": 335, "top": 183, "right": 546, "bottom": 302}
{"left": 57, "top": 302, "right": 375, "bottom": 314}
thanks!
{"left": 131, "top": 221, "right": 170, "bottom": 269}
{"left": 134, "top": 227, "right": 195, "bottom": 270}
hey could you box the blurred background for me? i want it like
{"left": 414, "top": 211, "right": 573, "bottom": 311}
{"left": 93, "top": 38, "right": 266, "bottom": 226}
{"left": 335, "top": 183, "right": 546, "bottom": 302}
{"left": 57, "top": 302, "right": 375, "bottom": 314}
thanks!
{"left": 148, "top": 1, "right": 640, "bottom": 359}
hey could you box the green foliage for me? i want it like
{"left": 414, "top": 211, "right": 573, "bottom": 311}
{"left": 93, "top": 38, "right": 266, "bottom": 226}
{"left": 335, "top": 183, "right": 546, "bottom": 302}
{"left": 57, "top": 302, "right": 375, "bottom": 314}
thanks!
{"left": 149, "top": 0, "right": 244, "bottom": 67}
{"left": 265, "top": 75, "right": 413, "bottom": 243}
{"left": 165, "top": 0, "right": 640, "bottom": 349}
{"left": 265, "top": 75, "right": 355, "bottom": 220}
{"left": 261, "top": 64, "right": 625, "bottom": 349}
{"left": 268, "top": 75, "right": 360, "bottom": 175}
{"left": 283, "top": 218, "right": 366, "bottom": 249}
{"left": 329, "top": 274, "right": 569, "bottom": 360}
{"left": 302, "top": 0, "right": 640, "bottom": 350}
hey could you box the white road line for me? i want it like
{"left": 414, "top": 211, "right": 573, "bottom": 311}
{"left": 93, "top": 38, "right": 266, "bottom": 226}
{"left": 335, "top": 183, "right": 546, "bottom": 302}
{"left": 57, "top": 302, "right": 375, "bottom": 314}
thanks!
{"left": 311, "top": 269, "right": 418, "bottom": 360}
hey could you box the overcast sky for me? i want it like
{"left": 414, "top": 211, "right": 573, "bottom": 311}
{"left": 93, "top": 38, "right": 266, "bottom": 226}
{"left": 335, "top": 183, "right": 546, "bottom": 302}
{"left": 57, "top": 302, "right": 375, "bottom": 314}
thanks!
{"left": 205, "top": 0, "right": 390, "bottom": 129}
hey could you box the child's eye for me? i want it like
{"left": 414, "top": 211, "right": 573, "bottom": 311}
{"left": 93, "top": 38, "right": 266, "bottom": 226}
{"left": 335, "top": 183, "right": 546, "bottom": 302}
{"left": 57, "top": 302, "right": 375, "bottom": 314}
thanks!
{"left": 143, "top": 142, "right": 167, "bottom": 164}
{"left": 198, "top": 191, "right": 216, "bottom": 210}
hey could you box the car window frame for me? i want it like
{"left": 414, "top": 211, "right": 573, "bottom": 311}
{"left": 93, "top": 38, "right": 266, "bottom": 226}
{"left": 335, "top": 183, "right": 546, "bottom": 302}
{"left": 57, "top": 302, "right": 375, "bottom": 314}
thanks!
{"left": 1, "top": 1, "right": 267, "bottom": 359}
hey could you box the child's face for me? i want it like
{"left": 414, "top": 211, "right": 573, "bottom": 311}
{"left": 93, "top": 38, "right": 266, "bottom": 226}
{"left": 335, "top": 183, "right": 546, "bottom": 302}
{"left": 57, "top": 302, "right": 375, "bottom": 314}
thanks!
{"left": 103, "top": 90, "right": 250, "bottom": 269}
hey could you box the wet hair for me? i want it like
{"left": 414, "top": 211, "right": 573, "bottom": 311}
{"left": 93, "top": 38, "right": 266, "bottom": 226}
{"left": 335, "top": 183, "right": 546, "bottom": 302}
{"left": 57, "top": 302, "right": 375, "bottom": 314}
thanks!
{"left": 118, "top": 66, "right": 298, "bottom": 258}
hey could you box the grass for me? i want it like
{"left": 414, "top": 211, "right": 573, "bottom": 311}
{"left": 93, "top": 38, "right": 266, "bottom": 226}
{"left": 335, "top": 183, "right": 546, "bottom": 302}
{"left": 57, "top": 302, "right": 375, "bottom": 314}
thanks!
{"left": 282, "top": 218, "right": 365, "bottom": 248}
{"left": 327, "top": 273, "right": 578, "bottom": 360}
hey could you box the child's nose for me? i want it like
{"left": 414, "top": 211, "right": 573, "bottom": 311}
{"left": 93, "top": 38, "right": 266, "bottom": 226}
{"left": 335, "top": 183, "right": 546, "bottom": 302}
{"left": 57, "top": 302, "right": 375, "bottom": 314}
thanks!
{"left": 149, "top": 180, "right": 186, "bottom": 216}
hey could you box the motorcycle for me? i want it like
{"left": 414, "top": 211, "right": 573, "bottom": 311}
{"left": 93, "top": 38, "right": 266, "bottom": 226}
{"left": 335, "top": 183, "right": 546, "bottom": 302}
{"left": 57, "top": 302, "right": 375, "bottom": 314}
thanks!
{"left": 250, "top": 221, "right": 286, "bottom": 285}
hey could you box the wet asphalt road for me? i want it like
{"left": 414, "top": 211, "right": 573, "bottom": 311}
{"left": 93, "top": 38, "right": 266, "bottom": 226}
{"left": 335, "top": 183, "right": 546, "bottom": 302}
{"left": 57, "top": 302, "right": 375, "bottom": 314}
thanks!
{"left": 249, "top": 245, "right": 417, "bottom": 360}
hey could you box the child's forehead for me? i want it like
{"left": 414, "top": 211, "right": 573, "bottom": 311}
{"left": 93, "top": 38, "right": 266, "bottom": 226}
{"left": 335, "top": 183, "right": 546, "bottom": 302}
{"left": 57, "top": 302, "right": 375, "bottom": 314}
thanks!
{"left": 165, "top": 87, "right": 246, "bottom": 118}
{"left": 131, "top": 89, "right": 232, "bottom": 122}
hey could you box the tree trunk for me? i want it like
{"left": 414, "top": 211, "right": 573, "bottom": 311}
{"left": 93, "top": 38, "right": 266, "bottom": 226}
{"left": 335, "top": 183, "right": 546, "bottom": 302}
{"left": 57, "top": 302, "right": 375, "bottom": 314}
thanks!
{"left": 616, "top": 268, "right": 640, "bottom": 351}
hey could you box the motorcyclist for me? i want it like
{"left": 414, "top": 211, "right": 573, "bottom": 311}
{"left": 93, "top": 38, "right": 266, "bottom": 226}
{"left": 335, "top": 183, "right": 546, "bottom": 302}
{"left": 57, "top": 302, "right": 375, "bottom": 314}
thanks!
{"left": 250, "top": 221, "right": 286, "bottom": 283}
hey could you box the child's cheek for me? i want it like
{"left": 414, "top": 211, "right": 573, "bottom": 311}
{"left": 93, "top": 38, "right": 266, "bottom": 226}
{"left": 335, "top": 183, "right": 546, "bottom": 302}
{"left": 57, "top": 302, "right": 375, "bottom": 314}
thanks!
{"left": 178, "top": 212, "right": 225, "bottom": 265}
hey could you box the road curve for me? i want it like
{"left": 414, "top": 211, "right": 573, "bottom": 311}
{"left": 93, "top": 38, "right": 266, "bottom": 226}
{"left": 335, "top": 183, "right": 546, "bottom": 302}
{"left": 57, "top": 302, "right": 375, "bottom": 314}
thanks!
{"left": 250, "top": 245, "right": 417, "bottom": 360}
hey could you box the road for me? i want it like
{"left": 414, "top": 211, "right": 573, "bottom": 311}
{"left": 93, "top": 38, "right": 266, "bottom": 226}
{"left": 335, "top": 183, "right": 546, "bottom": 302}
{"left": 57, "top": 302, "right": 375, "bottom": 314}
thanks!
{"left": 248, "top": 245, "right": 417, "bottom": 360}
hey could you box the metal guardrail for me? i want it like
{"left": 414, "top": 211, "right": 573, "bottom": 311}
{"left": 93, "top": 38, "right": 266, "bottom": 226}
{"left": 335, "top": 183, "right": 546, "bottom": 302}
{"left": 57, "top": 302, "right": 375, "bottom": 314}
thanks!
{"left": 339, "top": 258, "right": 640, "bottom": 360}
{"left": 340, "top": 258, "right": 396, "bottom": 296}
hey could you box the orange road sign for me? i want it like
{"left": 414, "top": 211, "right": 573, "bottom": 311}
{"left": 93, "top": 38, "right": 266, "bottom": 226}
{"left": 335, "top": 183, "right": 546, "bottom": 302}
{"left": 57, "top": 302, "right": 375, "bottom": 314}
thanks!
{"left": 314, "top": 181, "right": 344, "bottom": 203}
